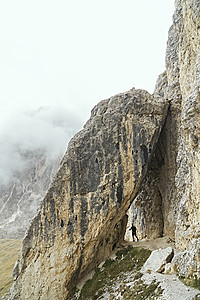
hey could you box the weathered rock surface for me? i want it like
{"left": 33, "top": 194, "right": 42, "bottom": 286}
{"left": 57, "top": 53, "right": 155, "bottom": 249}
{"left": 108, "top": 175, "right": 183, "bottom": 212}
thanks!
{"left": 0, "top": 150, "right": 60, "bottom": 239}
{"left": 169, "top": 0, "right": 200, "bottom": 278}
{"left": 141, "top": 247, "right": 174, "bottom": 274}
{"left": 10, "top": 89, "right": 168, "bottom": 299}
{"left": 142, "top": 272, "right": 199, "bottom": 300}
{"left": 126, "top": 0, "right": 200, "bottom": 279}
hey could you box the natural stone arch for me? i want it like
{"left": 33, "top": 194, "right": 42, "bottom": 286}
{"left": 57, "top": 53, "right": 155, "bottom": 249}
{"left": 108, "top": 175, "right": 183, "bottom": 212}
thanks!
{"left": 11, "top": 88, "right": 168, "bottom": 300}
{"left": 125, "top": 102, "right": 179, "bottom": 242}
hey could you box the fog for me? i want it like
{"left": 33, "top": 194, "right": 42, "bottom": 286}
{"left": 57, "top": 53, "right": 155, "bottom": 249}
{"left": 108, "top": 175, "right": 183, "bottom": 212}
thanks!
{"left": 0, "top": 107, "right": 83, "bottom": 185}
{"left": 0, "top": 1, "right": 175, "bottom": 186}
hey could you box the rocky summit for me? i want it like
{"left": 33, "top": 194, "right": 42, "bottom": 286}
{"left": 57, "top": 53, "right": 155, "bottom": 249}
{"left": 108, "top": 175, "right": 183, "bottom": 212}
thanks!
{"left": 10, "top": 0, "right": 200, "bottom": 299}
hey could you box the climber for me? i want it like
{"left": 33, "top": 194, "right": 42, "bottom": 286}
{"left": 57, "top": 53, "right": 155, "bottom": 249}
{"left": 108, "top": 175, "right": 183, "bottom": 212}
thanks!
{"left": 129, "top": 224, "right": 139, "bottom": 242}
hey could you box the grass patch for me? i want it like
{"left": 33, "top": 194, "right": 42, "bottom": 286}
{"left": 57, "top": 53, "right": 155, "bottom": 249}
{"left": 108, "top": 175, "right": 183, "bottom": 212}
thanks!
{"left": 180, "top": 275, "right": 200, "bottom": 291}
{"left": 0, "top": 239, "right": 22, "bottom": 298}
{"left": 122, "top": 279, "right": 163, "bottom": 299}
{"left": 68, "top": 287, "right": 80, "bottom": 300}
{"left": 77, "top": 246, "right": 151, "bottom": 300}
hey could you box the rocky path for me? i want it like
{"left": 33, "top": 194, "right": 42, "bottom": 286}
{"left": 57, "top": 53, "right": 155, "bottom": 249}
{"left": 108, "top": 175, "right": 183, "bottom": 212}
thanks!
{"left": 70, "top": 237, "right": 200, "bottom": 299}
{"left": 119, "top": 237, "right": 200, "bottom": 300}
{"left": 142, "top": 272, "right": 199, "bottom": 300}
{"left": 123, "top": 236, "right": 175, "bottom": 251}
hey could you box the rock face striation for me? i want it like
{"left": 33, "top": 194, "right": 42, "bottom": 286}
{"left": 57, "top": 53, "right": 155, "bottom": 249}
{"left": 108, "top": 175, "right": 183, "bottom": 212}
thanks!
{"left": 166, "top": 0, "right": 200, "bottom": 277}
{"left": 126, "top": 0, "right": 200, "bottom": 278}
{"left": 11, "top": 89, "right": 168, "bottom": 299}
{"left": 10, "top": 0, "right": 200, "bottom": 299}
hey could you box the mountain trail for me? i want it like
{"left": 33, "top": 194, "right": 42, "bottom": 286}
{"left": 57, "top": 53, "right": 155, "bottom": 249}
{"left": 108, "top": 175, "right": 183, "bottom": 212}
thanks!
{"left": 121, "top": 235, "right": 175, "bottom": 251}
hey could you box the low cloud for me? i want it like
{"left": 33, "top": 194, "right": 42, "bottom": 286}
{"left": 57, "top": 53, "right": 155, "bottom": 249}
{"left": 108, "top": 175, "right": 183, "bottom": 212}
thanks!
{"left": 0, "top": 106, "right": 83, "bottom": 185}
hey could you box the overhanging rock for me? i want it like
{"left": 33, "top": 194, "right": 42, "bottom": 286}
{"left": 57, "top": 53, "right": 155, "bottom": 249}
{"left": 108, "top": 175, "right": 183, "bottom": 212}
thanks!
{"left": 11, "top": 88, "right": 168, "bottom": 300}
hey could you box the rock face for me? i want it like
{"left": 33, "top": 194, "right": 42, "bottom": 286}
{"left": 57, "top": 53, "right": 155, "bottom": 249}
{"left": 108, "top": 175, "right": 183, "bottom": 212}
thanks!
{"left": 167, "top": 0, "right": 200, "bottom": 278}
{"left": 0, "top": 150, "right": 60, "bottom": 239}
{"left": 10, "top": 0, "right": 200, "bottom": 298}
{"left": 11, "top": 89, "right": 168, "bottom": 299}
{"left": 125, "top": 0, "right": 200, "bottom": 278}
{"left": 141, "top": 247, "right": 174, "bottom": 274}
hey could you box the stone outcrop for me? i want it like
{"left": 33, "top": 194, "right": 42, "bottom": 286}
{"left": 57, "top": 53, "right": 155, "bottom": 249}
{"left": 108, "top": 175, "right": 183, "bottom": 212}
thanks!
{"left": 168, "top": 0, "right": 200, "bottom": 278}
{"left": 10, "top": 89, "right": 168, "bottom": 299}
{"left": 10, "top": 0, "right": 200, "bottom": 298}
{"left": 141, "top": 247, "right": 174, "bottom": 274}
{"left": 0, "top": 150, "right": 60, "bottom": 239}
{"left": 125, "top": 0, "right": 200, "bottom": 279}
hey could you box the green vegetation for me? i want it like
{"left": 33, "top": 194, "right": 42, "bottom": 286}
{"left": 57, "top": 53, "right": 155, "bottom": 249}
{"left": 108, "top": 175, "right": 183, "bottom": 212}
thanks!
{"left": 122, "top": 279, "right": 163, "bottom": 299}
{"left": 180, "top": 275, "right": 200, "bottom": 291}
{"left": 69, "top": 245, "right": 152, "bottom": 300}
{"left": 68, "top": 287, "right": 80, "bottom": 300}
{"left": 0, "top": 239, "right": 22, "bottom": 298}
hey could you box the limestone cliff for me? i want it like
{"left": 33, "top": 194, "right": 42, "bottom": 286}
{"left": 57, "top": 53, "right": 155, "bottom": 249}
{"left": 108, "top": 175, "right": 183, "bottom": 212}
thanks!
{"left": 167, "top": 0, "right": 200, "bottom": 277}
{"left": 126, "top": 0, "right": 200, "bottom": 278}
{"left": 10, "top": 0, "right": 200, "bottom": 299}
{"left": 11, "top": 89, "right": 168, "bottom": 299}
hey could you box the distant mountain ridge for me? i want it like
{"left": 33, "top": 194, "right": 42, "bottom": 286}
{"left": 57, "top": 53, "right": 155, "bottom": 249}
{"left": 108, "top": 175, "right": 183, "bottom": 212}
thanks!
{"left": 0, "top": 149, "right": 60, "bottom": 239}
{"left": 0, "top": 106, "right": 82, "bottom": 239}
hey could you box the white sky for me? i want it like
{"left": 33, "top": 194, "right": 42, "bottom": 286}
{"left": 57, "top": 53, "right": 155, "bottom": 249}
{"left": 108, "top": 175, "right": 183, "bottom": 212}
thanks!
{"left": 0, "top": 0, "right": 174, "bottom": 125}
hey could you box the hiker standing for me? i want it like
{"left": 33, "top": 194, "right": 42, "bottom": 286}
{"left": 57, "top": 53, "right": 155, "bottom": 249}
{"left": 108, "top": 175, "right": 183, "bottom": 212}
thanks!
{"left": 129, "top": 224, "right": 139, "bottom": 242}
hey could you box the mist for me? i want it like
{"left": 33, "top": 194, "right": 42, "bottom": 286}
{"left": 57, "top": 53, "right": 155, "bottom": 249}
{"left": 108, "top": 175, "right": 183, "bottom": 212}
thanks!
{"left": 0, "top": 1, "right": 174, "bottom": 186}
{"left": 0, "top": 106, "right": 83, "bottom": 185}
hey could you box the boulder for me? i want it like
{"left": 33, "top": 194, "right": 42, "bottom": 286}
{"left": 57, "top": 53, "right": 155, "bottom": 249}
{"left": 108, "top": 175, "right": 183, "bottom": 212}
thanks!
{"left": 141, "top": 247, "right": 174, "bottom": 274}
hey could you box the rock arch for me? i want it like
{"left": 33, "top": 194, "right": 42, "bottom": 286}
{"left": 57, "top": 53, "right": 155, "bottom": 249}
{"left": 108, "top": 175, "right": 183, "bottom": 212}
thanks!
{"left": 12, "top": 88, "right": 168, "bottom": 300}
